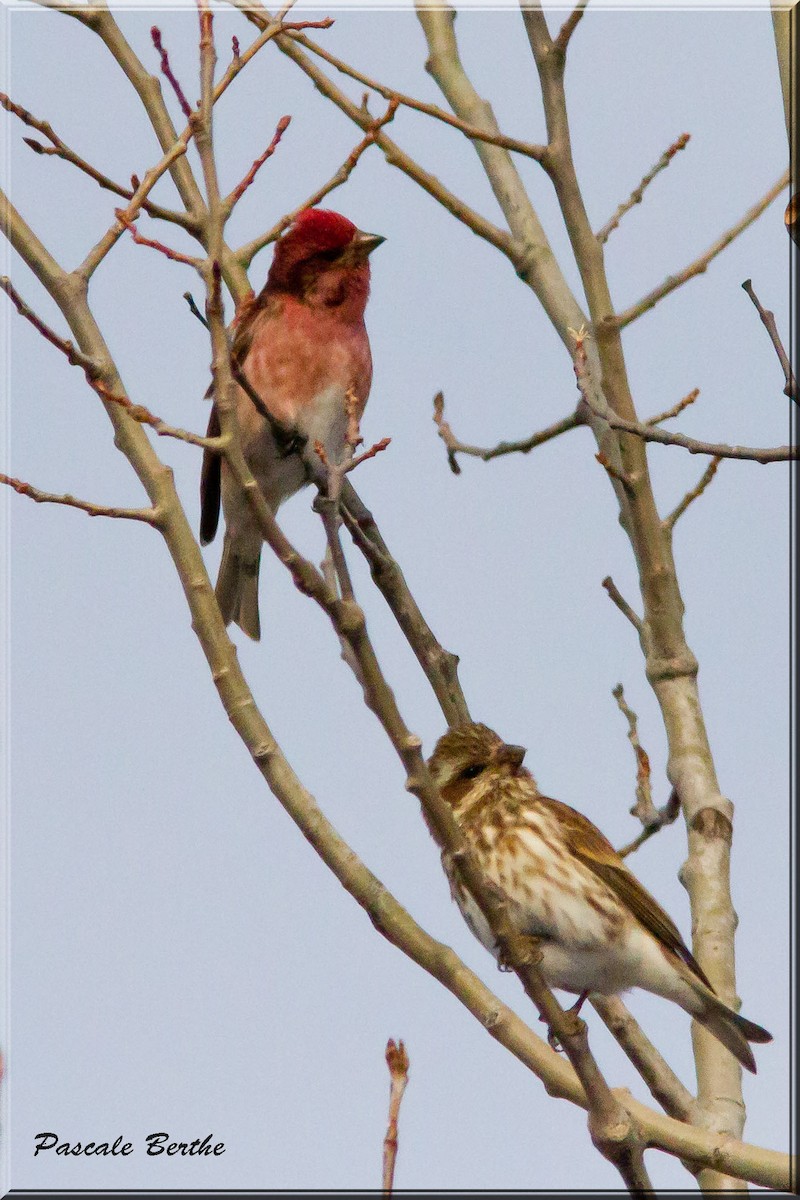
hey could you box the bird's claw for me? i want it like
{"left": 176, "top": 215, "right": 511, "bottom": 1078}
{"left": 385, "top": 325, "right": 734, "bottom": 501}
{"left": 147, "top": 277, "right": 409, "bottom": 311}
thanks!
{"left": 547, "top": 1028, "right": 565, "bottom": 1053}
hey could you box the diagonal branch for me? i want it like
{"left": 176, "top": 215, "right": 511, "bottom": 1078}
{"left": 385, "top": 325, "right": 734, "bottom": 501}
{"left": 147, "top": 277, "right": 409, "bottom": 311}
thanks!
{"left": 741, "top": 278, "right": 797, "bottom": 404}
{"left": 432, "top": 391, "right": 584, "bottom": 474}
{"left": 554, "top": 0, "right": 589, "bottom": 55}
{"left": 662, "top": 457, "right": 722, "bottom": 532}
{"left": 582, "top": 392, "right": 795, "bottom": 463}
{"left": 1, "top": 91, "right": 194, "bottom": 230}
{"left": 596, "top": 133, "right": 691, "bottom": 246}
{"left": 590, "top": 996, "right": 699, "bottom": 1127}
{"left": 222, "top": 114, "right": 292, "bottom": 215}
{"left": 0, "top": 276, "right": 217, "bottom": 451}
{"left": 645, "top": 388, "right": 700, "bottom": 427}
{"left": 236, "top": 99, "right": 399, "bottom": 268}
{"left": 227, "top": 0, "right": 513, "bottom": 256}
{"left": 150, "top": 24, "right": 193, "bottom": 121}
{"left": 612, "top": 171, "right": 790, "bottom": 328}
{"left": 1, "top": 473, "right": 160, "bottom": 525}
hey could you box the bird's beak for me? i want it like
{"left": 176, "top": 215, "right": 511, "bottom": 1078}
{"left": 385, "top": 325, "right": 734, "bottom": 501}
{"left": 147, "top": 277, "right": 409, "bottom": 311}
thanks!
{"left": 497, "top": 743, "right": 526, "bottom": 771}
{"left": 352, "top": 230, "right": 386, "bottom": 257}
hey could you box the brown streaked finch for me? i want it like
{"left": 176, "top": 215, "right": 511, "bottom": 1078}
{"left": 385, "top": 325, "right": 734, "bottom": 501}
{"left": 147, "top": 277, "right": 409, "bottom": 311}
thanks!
{"left": 427, "top": 722, "right": 772, "bottom": 1073}
{"left": 200, "top": 208, "right": 384, "bottom": 640}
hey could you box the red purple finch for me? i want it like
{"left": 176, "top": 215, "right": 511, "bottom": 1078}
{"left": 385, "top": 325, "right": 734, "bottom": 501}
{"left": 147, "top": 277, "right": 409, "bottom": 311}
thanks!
{"left": 200, "top": 208, "right": 384, "bottom": 640}
{"left": 427, "top": 723, "right": 772, "bottom": 1072}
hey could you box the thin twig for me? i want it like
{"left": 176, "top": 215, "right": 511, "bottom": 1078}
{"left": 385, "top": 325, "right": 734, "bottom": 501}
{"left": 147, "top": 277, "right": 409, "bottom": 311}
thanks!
{"left": 1, "top": 91, "right": 193, "bottom": 230}
{"left": 613, "top": 170, "right": 790, "bottom": 327}
{"left": 0, "top": 276, "right": 218, "bottom": 450}
{"left": 554, "top": 0, "right": 589, "bottom": 55}
{"left": 382, "top": 1040, "right": 410, "bottom": 1194}
{"left": 0, "top": 473, "right": 160, "bottom": 525}
{"left": 312, "top": 392, "right": 390, "bottom": 602}
{"left": 741, "top": 279, "right": 797, "bottom": 404}
{"left": 151, "top": 25, "right": 193, "bottom": 120}
{"left": 596, "top": 451, "right": 634, "bottom": 490}
{"left": 596, "top": 133, "right": 690, "bottom": 246}
{"left": 612, "top": 683, "right": 681, "bottom": 856}
{"left": 645, "top": 388, "right": 700, "bottom": 426}
{"left": 615, "top": 801, "right": 680, "bottom": 861}
{"left": 432, "top": 391, "right": 583, "bottom": 475}
{"left": 183, "top": 291, "right": 210, "bottom": 328}
{"left": 252, "top": 13, "right": 546, "bottom": 161}
{"left": 236, "top": 99, "right": 399, "bottom": 267}
{"left": 662, "top": 457, "right": 722, "bottom": 532}
{"left": 115, "top": 210, "right": 203, "bottom": 267}
{"left": 612, "top": 684, "right": 654, "bottom": 826}
{"left": 601, "top": 576, "right": 643, "bottom": 634}
{"left": 222, "top": 114, "right": 292, "bottom": 215}
{"left": 581, "top": 385, "right": 796, "bottom": 463}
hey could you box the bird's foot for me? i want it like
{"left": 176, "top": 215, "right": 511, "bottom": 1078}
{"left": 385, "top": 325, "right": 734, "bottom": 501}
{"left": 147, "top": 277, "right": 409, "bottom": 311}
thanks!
{"left": 543, "top": 991, "right": 589, "bottom": 1051}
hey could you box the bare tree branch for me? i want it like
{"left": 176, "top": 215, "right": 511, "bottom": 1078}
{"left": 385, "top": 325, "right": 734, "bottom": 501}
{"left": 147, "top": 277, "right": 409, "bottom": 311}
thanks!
{"left": 1, "top": 91, "right": 195, "bottom": 230}
{"left": 432, "top": 391, "right": 583, "bottom": 474}
{"left": 645, "top": 388, "right": 700, "bottom": 427}
{"left": 0, "top": 275, "right": 218, "bottom": 451}
{"left": 612, "top": 171, "right": 790, "bottom": 328}
{"left": 584, "top": 393, "right": 795, "bottom": 463}
{"left": 612, "top": 683, "right": 681, "bottom": 856}
{"left": 741, "top": 278, "right": 797, "bottom": 404}
{"left": 601, "top": 576, "right": 644, "bottom": 635}
{"left": 590, "top": 996, "right": 699, "bottom": 1127}
{"left": 222, "top": 114, "right": 292, "bottom": 216}
{"left": 236, "top": 100, "right": 399, "bottom": 268}
{"left": 596, "top": 133, "right": 691, "bottom": 246}
{"left": 554, "top": 1, "right": 589, "bottom": 56}
{"left": 150, "top": 23, "right": 194, "bottom": 121}
{"left": 382, "top": 1040, "right": 409, "bottom": 1194}
{"left": 662, "top": 457, "right": 722, "bottom": 532}
{"left": 0, "top": 473, "right": 160, "bottom": 525}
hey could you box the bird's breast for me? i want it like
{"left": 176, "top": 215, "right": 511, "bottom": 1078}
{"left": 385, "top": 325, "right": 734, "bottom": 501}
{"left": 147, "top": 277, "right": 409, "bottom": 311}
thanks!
{"left": 242, "top": 301, "right": 372, "bottom": 430}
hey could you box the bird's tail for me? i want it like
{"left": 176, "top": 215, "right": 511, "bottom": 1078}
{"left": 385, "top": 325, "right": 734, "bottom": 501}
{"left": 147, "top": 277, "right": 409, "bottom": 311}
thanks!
{"left": 687, "top": 981, "right": 772, "bottom": 1074}
{"left": 215, "top": 535, "right": 261, "bottom": 641}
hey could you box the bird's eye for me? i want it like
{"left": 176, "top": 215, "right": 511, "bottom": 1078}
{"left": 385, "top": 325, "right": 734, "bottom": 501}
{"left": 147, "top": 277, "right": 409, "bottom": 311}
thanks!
{"left": 460, "top": 763, "right": 485, "bottom": 781}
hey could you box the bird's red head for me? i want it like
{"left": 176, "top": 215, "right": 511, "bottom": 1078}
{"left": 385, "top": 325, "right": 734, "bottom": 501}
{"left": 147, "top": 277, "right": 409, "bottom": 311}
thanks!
{"left": 265, "top": 208, "right": 385, "bottom": 305}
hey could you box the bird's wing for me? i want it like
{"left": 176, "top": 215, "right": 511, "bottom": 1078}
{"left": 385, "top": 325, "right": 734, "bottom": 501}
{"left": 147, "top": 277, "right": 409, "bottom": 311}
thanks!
{"left": 199, "top": 401, "right": 221, "bottom": 545}
{"left": 198, "top": 296, "right": 263, "bottom": 546}
{"left": 541, "top": 794, "right": 716, "bottom": 994}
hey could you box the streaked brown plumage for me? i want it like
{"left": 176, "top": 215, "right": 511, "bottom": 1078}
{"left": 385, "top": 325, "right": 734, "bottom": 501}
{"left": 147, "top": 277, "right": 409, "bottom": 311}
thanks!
{"left": 427, "top": 722, "right": 771, "bottom": 1073}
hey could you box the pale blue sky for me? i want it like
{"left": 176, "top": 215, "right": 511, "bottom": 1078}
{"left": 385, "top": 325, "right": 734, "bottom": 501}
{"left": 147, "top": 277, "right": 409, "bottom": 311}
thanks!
{"left": 3, "top": 1, "right": 792, "bottom": 1191}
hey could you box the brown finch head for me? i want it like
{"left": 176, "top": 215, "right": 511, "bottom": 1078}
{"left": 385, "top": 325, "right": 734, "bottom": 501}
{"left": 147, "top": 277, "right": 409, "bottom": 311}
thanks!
{"left": 428, "top": 723, "right": 531, "bottom": 798}
{"left": 266, "top": 208, "right": 385, "bottom": 299}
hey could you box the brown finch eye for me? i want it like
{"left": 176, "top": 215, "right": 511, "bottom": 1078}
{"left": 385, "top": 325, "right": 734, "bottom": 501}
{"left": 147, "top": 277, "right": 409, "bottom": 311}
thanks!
{"left": 460, "top": 763, "right": 485, "bottom": 781}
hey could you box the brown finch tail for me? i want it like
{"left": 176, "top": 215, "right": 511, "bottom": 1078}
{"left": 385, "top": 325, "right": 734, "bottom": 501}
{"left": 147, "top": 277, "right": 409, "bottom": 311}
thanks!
{"left": 216, "top": 535, "right": 262, "bottom": 641}
{"left": 685, "top": 981, "right": 772, "bottom": 1074}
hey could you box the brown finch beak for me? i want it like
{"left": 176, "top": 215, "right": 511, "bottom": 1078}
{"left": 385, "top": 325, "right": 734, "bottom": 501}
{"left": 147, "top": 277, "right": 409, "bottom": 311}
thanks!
{"left": 496, "top": 743, "right": 526, "bottom": 771}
